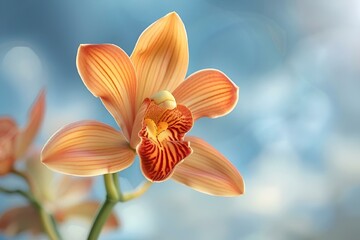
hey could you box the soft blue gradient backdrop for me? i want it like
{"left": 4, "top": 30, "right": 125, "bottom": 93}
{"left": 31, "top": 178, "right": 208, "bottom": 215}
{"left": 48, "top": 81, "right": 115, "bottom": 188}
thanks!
{"left": 1, "top": 0, "right": 360, "bottom": 239}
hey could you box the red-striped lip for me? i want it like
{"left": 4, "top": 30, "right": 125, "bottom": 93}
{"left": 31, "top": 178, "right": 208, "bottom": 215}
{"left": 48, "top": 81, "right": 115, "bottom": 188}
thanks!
{"left": 137, "top": 99, "right": 194, "bottom": 182}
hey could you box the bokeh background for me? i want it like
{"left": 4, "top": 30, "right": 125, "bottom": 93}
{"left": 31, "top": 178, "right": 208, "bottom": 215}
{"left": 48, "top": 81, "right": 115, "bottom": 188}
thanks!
{"left": 1, "top": 0, "right": 360, "bottom": 239}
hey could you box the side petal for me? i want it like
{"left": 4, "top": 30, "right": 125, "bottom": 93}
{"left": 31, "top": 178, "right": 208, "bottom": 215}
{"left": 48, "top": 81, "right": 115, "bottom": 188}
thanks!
{"left": 15, "top": 90, "right": 45, "bottom": 158}
{"left": 173, "top": 69, "right": 239, "bottom": 121}
{"left": 172, "top": 136, "right": 244, "bottom": 196}
{"left": 0, "top": 118, "right": 17, "bottom": 175}
{"left": 0, "top": 206, "right": 42, "bottom": 236}
{"left": 55, "top": 201, "right": 119, "bottom": 231}
{"left": 131, "top": 12, "right": 189, "bottom": 109}
{"left": 77, "top": 44, "right": 137, "bottom": 141}
{"left": 42, "top": 121, "right": 136, "bottom": 176}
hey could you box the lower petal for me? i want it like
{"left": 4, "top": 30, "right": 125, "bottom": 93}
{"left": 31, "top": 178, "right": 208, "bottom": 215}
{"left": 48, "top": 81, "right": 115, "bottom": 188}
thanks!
{"left": 0, "top": 205, "right": 42, "bottom": 236}
{"left": 42, "top": 121, "right": 135, "bottom": 176}
{"left": 172, "top": 136, "right": 244, "bottom": 196}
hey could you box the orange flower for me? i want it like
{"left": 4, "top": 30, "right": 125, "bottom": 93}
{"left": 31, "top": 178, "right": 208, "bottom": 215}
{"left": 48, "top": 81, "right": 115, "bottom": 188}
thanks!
{"left": 42, "top": 12, "right": 244, "bottom": 196}
{"left": 0, "top": 90, "right": 45, "bottom": 175}
{"left": 0, "top": 151, "right": 119, "bottom": 236}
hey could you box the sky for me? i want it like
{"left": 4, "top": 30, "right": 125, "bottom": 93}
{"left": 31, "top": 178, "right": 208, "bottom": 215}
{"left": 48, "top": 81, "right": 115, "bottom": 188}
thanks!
{"left": 1, "top": 0, "right": 360, "bottom": 239}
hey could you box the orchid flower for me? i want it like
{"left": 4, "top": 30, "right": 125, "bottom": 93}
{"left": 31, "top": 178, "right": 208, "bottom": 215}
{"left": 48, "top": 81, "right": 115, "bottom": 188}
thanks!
{"left": 0, "top": 151, "right": 119, "bottom": 236}
{"left": 0, "top": 90, "right": 45, "bottom": 176}
{"left": 42, "top": 12, "right": 244, "bottom": 196}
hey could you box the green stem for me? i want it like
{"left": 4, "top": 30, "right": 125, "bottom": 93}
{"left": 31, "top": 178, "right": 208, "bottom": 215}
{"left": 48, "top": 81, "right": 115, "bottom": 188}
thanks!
{"left": 87, "top": 197, "right": 117, "bottom": 240}
{"left": 87, "top": 173, "right": 120, "bottom": 240}
{"left": 87, "top": 174, "right": 152, "bottom": 239}
{"left": 0, "top": 186, "right": 61, "bottom": 240}
{"left": 11, "top": 169, "right": 35, "bottom": 193}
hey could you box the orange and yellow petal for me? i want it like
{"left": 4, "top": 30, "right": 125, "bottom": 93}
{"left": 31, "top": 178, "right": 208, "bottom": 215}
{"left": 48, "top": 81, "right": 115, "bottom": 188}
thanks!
{"left": 15, "top": 90, "right": 45, "bottom": 158}
{"left": 55, "top": 201, "right": 119, "bottom": 230}
{"left": 0, "top": 118, "right": 17, "bottom": 136}
{"left": 41, "top": 121, "right": 135, "bottom": 176}
{"left": 137, "top": 101, "right": 193, "bottom": 181}
{"left": 0, "top": 139, "right": 15, "bottom": 175}
{"left": 77, "top": 44, "right": 137, "bottom": 141}
{"left": 0, "top": 118, "right": 18, "bottom": 175}
{"left": 0, "top": 205, "right": 42, "bottom": 236}
{"left": 172, "top": 136, "right": 244, "bottom": 196}
{"left": 131, "top": 12, "right": 189, "bottom": 110}
{"left": 173, "top": 69, "right": 239, "bottom": 121}
{"left": 25, "top": 151, "right": 55, "bottom": 201}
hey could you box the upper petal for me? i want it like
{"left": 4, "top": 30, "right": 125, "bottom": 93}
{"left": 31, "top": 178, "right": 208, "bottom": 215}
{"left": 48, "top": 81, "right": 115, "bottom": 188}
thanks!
{"left": 173, "top": 69, "right": 239, "bottom": 121}
{"left": 172, "top": 136, "right": 244, "bottom": 196}
{"left": 42, "top": 121, "right": 136, "bottom": 176}
{"left": 131, "top": 12, "right": 189, "bottom": 110}
{"left": 77, "top": 44, "right": 137, "bottom": 141}
{"left": 15, "top": 90, "right": 45, "bottom": 158}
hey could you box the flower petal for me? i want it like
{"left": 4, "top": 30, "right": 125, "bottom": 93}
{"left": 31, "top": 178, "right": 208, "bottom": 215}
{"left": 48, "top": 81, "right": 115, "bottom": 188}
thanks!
{"left": 0, "top": 118, "right": 17, "bottom": 136}
{"left": 173, "top": 69, "right": 239, "bottom": 121}
{"left": 129, "top": 98, "right": 150, "bottom": 149}
{"left": 55, "top": 176, "right": 92, "bottom": 208}
{"left": 131, "top": 12, "right": 189, "bottom": 109}
{"left": 26, "top": 151, "right": 55, "bottom": 201}
{"left": 172, "top": 136, "right": 244, "bottom": 196}
{"left": 0, "top": 118, "right": 17, "bottom": 175}
{"left": 0, "top": 206, "right": 42, "bottom": 236}
{"left": 137, "top": 102, "right": 193, "bottom": 182}
{"left": 42, "top": 121, "right": 135, "bottom": 176}
{"left": 16, "top": 90, "right": 45, "bottom": 158}
{"left": 55, "top": 201, "right": 119, "bottom": 230}
{"left": 77, "top": 44, "right": 137, "bottom": 140}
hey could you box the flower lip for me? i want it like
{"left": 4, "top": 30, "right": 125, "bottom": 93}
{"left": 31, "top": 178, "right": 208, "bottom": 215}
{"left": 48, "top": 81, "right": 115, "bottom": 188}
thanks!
{"left": 137, "top": 99, "right": 193, "bottom": 182}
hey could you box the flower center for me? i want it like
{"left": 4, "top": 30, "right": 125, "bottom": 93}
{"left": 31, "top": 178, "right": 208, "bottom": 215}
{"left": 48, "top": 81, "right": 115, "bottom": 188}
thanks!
{"left": 137, "top": 91, "right": 194, "bottom": 181}
{"left": 144, "top": 119, "right": 169, "bottom": 143}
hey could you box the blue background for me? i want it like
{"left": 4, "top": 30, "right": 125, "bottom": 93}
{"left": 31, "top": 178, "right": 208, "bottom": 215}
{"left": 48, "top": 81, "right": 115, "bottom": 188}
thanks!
{"left": 1, "top": 0, "right": 360, "bottom": 239}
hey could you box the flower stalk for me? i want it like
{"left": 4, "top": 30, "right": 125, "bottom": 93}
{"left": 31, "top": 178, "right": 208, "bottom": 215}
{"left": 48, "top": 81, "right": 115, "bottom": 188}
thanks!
{"left": 10, "top": 168, "right": 35, "bottom": 194}
{"left": 0, "top": 186, "right": 61, "bottom": 240}
{"left": 87, "top": 173, "right": 152, "bottom": 239}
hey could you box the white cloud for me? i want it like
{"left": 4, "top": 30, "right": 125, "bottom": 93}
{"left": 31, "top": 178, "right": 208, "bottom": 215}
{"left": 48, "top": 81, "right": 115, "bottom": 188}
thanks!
{"left": 2, "top": 46, "right": 45, "bottom": 102}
